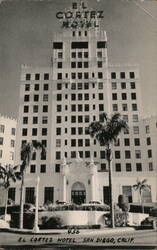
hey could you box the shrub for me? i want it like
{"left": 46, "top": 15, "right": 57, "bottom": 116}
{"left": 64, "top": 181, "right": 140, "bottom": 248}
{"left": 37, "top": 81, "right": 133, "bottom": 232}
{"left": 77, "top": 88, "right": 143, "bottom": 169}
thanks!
{"left": 104, "top": 212, "right": 128, "bottom": 227}
{"left": 118, "top": 195, "right": 129, "bottom": 212}
{"left": 40, "top": 216, "right": 64, "bottom": 229}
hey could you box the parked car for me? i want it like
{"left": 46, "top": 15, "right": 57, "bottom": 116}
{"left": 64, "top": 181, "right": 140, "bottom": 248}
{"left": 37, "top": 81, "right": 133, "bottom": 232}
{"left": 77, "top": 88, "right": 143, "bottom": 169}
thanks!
{"left": 141, "top": 216, "right": 157, "bottom": 229}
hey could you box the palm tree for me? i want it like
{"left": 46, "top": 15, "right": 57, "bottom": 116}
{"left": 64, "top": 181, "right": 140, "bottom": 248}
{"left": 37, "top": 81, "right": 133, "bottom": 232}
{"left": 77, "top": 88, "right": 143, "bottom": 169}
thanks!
{"left": 133, "top": 178, "right": 150, "bottom": 213}
{"left": 0, "top": 164, "right": 21, "bottom": 219}
{"left": 88, "top": 112, "right": 129, "bottom": 228}
{"left": 19, "top": 140, "right": 45, "bottom": 229}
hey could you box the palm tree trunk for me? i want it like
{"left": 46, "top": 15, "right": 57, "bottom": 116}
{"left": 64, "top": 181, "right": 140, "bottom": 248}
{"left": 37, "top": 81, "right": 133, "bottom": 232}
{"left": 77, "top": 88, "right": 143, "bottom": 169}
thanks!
{"left": 106, "top": 147, "right": 115, "bottom": 228}
{"left": 4, "top": 188, "right": 8, "bottom": 220}
{"left": 19, "top": 173, "right": 24, "bottom": 229}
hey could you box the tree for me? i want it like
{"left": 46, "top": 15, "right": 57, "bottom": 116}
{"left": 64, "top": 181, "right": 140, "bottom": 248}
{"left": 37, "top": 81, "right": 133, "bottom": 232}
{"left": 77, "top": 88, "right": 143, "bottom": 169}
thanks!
{"left": 88, "top": 112, "right": 129, "bottom": 228}
{"left": 19, "top": 141, "right": 45, "bottom": 229}
{"left": 0, "top": 164, "right": 21, "bottom": 219}
{"left": 133, "top": 178, "right": 150, "bottom": 213}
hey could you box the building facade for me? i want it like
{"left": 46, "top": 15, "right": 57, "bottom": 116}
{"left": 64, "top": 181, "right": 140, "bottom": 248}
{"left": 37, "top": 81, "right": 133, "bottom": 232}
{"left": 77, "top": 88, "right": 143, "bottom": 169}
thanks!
{"left": 13, "top": 1, "right": 157, "bottom": 206}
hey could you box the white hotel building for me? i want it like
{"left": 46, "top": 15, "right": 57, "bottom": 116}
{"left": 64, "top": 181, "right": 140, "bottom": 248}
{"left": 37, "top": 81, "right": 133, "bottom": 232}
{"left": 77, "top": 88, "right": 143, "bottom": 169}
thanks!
{"left": 13, "top": 2, "right": 157, "bottom": 206}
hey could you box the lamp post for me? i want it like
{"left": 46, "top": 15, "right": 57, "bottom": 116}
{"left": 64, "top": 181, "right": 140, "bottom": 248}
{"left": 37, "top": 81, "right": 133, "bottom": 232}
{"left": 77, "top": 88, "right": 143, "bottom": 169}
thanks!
{"left": 33, "top": 176, "right": 40, "bottom": 233}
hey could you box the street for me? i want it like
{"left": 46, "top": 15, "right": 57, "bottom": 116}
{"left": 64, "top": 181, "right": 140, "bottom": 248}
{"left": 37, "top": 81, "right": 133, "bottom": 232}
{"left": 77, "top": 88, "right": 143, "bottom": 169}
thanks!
{"left": 0, "top": 229, "right": 156, "bottom": 249}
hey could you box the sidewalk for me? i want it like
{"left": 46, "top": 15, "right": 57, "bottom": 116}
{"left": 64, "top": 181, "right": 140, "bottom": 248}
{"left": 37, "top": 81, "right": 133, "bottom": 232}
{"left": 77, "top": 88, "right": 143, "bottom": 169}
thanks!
{"left": 1, "top": 226, "right": 135, "bottom": 235}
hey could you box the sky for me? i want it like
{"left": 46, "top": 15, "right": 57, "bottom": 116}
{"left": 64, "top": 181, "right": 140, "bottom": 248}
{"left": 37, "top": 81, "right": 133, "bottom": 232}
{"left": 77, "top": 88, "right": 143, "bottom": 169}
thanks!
{"left": 0, "top": 0, "right": 156, "bottom": 119}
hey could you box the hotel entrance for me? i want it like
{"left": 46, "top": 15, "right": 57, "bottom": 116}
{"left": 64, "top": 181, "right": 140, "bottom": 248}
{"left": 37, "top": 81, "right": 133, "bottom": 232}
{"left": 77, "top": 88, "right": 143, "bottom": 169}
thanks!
{"left": 71, "top": 182, "right": 86, "bottom": 204}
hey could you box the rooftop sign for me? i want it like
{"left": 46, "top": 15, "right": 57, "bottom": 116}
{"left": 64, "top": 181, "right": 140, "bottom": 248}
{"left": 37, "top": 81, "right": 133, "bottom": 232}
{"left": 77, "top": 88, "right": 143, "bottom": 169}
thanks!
{"left": 56, "top": 1, "right": 104, "bottom": 29}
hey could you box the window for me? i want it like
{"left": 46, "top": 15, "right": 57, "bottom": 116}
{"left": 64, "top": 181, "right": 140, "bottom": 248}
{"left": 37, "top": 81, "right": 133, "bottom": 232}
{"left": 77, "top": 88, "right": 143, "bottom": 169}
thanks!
{"left": 120, "top": 72, "right": 125, "bottom": 79}
{"left": 135, "top": 150, "right": 141, "bottom": 159}
{"left": 126, "top": 163, "right": 132, "bottom": 172}
{"left": 71, "top": 62, "right": 76, "bottom": 68}
{"left": 99, "top": 104, "right": 104, "bottom": 111}
{"left": 85, "top": 139, "right": 90, "bottom": 147}
{"left": 44, "top": 187, "right": 54, "bottom": 203}
{"left": 97, "top": 41, "right": 106, "bottom": 48}
{"left": 149, "top": 162, "right": 153, "bottom": 171}
{"left": 78, "top": 127, "right": 83, "bottom": 135}
{"left": 121, "top": 82, "right": 126, "bottom": 89}
{"left": 25, "top": 84, "right": 30, "bottom": 91}
{"left": 71, "top": 139, "right": 76, "bottom": 147}
{"left": 71, "top": 83, "right": 76, "bottom": 90}
{"left": 136, "top": 163, "right": 142, "bottom": 172}
{"left": 71, "top": 41, "right": 88, "bottom": 49}
{"left": 26, "top": 74, "right": 31, "bottom": 81}
{"left": 97, "top": 51, "right": 102, "bottom": 58}
{"left": 34, "top": 95, "right": 39, "bottom": 102}
{"left": 78, "top": 62, "right": 82, "bottom": 68}
{"left": 30, "top": 165, "right": 36, "bottom": 173}
{"left": 56, "top": 151, "right": 61, "bottom": 160}
{"left": 100, "top": 151, "right": 105, "bottom": 159}
{"left": 71, "top": 116, "right": 76, "bottom": 123}
{"left": 148, "top": 149, "right": 152, "bottom": 158}
{"left": 115, "top": 151, "right": 120, "bottom": 159}
{"left": 84, "top": 72, "right": 89, "bottom": 79}
{"left": 8, "top": 187, "right": 16, "bottom": 202}
{"left": 85, "top": 151, "right": 90, "bottom": 158}
{"left": 97, "top": 61, "right": 102, "bottom": 68}
{"left": 57, "top": 62, "right": 62, "bottom": 68}
{"left": 71, "top": 105, "right": 76, "bottom": 112}
{"left": 43, "top": 84, "right": 49, "bottom": 91}
{"left": 56, "top": 139, "right": 61, "bottom": 147}
{"left": 133, "top": 114, "right": 138, "bottom": 122}
{"left": 33, "top": 105, "right": 38, "bottom": 113}
{"left": 130, "top": 82, "right": 136, "bottom": 89}
{"left": 35, "top": 73, "right": 40, "bottom": 80}
{"left": 11, "top": 128, "right": 16, "bottom": 135}
{"left": 84, "top": 104, "right": 89, "bottom": 111}
{"left": 131, "top": 93, "right": 136, "bottom": 100}
{"left": 112, "top": 104, "right": 118, "bottom": 112}
{"left": 57, "top": 94, "right": 62, "bottom": 101}
{"left": 24, "top": 95, "right": 29, "bottom": 102}
{"left": 122, "top": 104, "right": 128, "bottom": 111}
{"left": 115, "top": 163, "right": 121, "bottom": 172}
{"left": 56, "top": 116, "right": 61, "bottom": 123}
{"left": 0, "top": 137, "right": 3, "bottom": 145}
{"left": 56, "top": 128, "right": 61, "bottom": 135}
{"left": 124, "top": 138, "right": 130, "bottom": 146}
{"left": 43, "top": 94, "right": 48, "bottom": 102}
{"left": 84, "top": 52, "right": 88, "bottom": 58}
{"left": 112, "top": 93, "right": 117, "bottom": 100}
{"left": 53, "top": 42, "right": 63, "bottom": 49}
{"left": 145, "top": 125, "right": 150, "bottom": 133}
{"left": 71, "top": 52, "right": 76, "bottom": 58}
{"left": 132, "top": 103, "right": 137, "bottom": 111}
{"left": 33, "top": 117, "right": 38, "bottom": 124}
{"left": 10, "top": 139, "right": 15, "bottom": 147}
{"left": 84, "top": 62, "right": 88, "bottom": 68}
{"left": 23, "top": 117, "right": 28, "bottom": 124}
{"left": 55, "top": 164, "right": 60, "bottom": 173}
{"left": 71, "top": 127, "right": 76, "bottom": 135}
{"left": 40, "top": 164, "right": 46, "bottom": 173}
{"left": 44, "top": 73, "right": 49, "bottom": 80}
{"left": 42, "top": 128, "right": 47, "bottom": 136}
{"left": 42, "top": 116, "right": 48, "bottom": 124}
{"left": 134, "top": 138, "right": 140, "bottom": 146}
{"left": 125, "top": 150, "right": 131, "bottom": 159}
{"left": 71, "top": 94, "right": 76, "bottom": 101}
{"left": 34, "top": 84, "right": 39, "bottom": 91}
{"left": 111, "top": 82, "right": 117, "bottom": 90}
{"left": 122, "top": 93, "right": 127, "bottom": 100}
{"left": 71, "top": 73, "right": 76, "bottom": 79}
{"left": 32, "top": 128, "right": 37, "bottom": 136}
{"left": 0, "top": 125, "right": 5, "bottom": 133}
{"left": 123, "top": 115, "right": 128, "bottom": 122}
{"left": 22, "top": 128, "right": 27, "bottom": 136}
{"left": 100, "top": 164, "right": 107, "bottom": 172}
{"left": 99, "top": 93, "right": 104, "bottom": 100}
{"left": 71, "top": 151, "right": 76, "bottom": 158}
{"left": 42, "top": 140, "right": 47, "bottom": 148}
{"left": 78, "top": 116, "right": 83, "bottom": 123}
{"left": 130, "top": 72, "right": 135, "bottom": 78}
{"left": 98, "top": 72, "right": 103, "bottom": 79}
{"left": 84, "top": 115, "right": 89, "bottom": 123}
{"left": 111, "top": 72, "right": 116, "bottom": 79}
{"left": 43, "top": 105, "right": 48, "bottom": 112}
{"left": 57, "top": 73, "right": 62, "bottom": 80}
{"left": 0, "top": 150, "right": 2, "bottom": 158}
{"left": 147, "top": 137, "right": 151, "bottom": 145}
{"left": 133, "top": 126, "right": 139, "bottom": 134}
{"left": 84, "top": 93, "right": 89, "bottom": 100}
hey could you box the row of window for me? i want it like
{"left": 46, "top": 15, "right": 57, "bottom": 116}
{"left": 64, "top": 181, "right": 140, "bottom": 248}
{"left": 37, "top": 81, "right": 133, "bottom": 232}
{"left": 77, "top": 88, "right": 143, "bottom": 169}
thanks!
{"left": 24, "top": 94, "right": 48, "bottom": 102}
{"left": 112, "top": 92, "right": 136, "bottom": 100}
{"left": 0, "top": 125, "right": 16, "bottom": 135}
{"left": 57, "top": 82, "right": 104, "bottom": 90}
{"left": 0, "top": 138, "right": 15, "bottom": 147}
{"left": 23, "top": 105, "right": 48, "bottom": 113}
{"left": 57, "top": 72, "right": 103, "bottom": 80}
{"left": 55, "top": 149, "right": 152, "bottom": 160}
{"left": 25, "top": 73, "right": 49, "bottom": 81}
{"left": 56, "top": 93, "right": 103, "bottom": 101}
{"left": 22, "top": 128, "right": 48, "bottom": 137}
{"left": 111, "top": 72, "right": 135, "bottom": 79}
{"left": 25, "top": 83, "right": 49, "bottom": 91}
{"left": 112, "top": 82, "right": 136, "bottom": 90}
{"left": 113, "top": 103, "right": 138, "bottom": 112}
{"left": 30, "top": 164, "right": 46, "bottom": 173}
{"left": 23, "top": 116, "right": 48, "bottom": 125}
